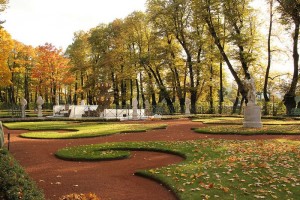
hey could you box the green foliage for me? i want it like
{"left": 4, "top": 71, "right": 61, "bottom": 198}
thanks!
{"left": 4, "top": 121, "right": 167, "bottom": 139}
{"left": 0, "top": 148, "right": 44, "bottom": 200}
{"left": 55, "top": 139, "right": 300, "bottom": 200}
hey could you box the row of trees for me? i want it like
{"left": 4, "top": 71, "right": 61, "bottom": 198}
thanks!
{"left": 0, "top": 0, "right": 299, "bottom": 114}
{"left": 0, "top": 30, "right": 74, "bottom": 107}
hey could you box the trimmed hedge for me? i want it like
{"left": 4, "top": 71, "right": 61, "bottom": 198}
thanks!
{"left": 0, "top": 148, "right": 44, "bottom": 200}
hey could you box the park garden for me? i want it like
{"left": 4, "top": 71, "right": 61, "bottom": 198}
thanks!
{"left": 0, "top": 116, "right": 300, "bottom": 200}
{"left": 0, "top": 0, "right": 300, "bottom": 199}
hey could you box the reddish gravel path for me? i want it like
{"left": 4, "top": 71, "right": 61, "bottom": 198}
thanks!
{"left": 3, "top": 118, "right": 300, "bottom": 200}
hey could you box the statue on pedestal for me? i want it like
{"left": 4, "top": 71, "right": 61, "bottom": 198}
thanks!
{"left": 36, "top": 96, "right": 44, "bottom": 117}
{"left": 20, "top": 97, "right": 27, "bottom": 118}
{"left": 242, "top": 72, "right": 262, "bottom": 128}
{"left": 244, "top": 76, "right": 256, "bottom": 106}
{"left": 185, "top": 97, "right": 191, "bottom": 115}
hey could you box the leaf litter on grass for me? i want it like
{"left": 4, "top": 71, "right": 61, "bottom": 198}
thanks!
{"left": 57, "top": 139, "right": 300, "bottom": 200}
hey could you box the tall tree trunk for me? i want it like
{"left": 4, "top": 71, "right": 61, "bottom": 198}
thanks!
{"left": 187, "top": 55, "right": 197, "bottom": 114}
{"left": 111, "top": 72, "right": 119, "bottom": 108}
{"left": 209, "top": 64, "right": 214, "bottom": 114}
{"left": 121, "top": 79, "right": 127, "bottom": 108}
{"left": 204, "top": 10, "right": 248, "bottom": 99}
{"left": 147, "top": 72, "right": 157, "bottom": 113}
{"left": 146, "top": 66, "right": 175, "bottom": 114}
{"left": 80, "top": 71, "right": 84, "bottom": 100}
{"left": 219, "top": 61, "right": 223, "bottom": 114}
{"left": 73, "top": 81, "right": 78, "bottom": 105}
{"left": 130, "top": 79, "right": 133, "bottom": 107}
{"left": 136, "top": 79, "right": 140, "bottom": 108}
{"left": 283, "top": 21, "right": 299, "bottom": 114}
{"left": 140, "top": 73, "right": 146, "bottom": 108}
{"left": 232, "top": 87, "right": 240, "bottom": 114}
{"left": 263, "top": 0, "right": 273, "bottom": 115}
{"left": 24, "top": 72, "right": 30, "bottom": 109}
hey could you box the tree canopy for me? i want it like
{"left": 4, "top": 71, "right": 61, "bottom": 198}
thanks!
{"left": 0, "top": 0, "right": 298, "bottom": 115}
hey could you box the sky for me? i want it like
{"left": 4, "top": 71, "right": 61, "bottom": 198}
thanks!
{"left": 1, "top": 0, "right": 292, "bottom": 73}
{"left": 2, "top": 0, "right": 147, "bottom": 50}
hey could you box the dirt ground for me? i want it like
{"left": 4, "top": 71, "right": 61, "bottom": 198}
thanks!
{"left": 3, "top": 118, "right": 300, "bottom": 200}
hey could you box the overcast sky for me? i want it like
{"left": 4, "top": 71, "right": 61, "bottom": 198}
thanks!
{"left": 2, "top": 0, "right": 147, "bottom": 50}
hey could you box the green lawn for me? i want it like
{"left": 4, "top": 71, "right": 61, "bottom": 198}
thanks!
{"left": 193, "top": 117, "right": 300, "bottom": 125}
{"left": 4, "top": 121, "right": 167, "bottom": 139}
{"left": 56, "top": 139, "right": 300, "bottom": 200}
{"left": 194, "top": 124, "right": 300, "bottom": 135}
{"left": 192, "top": 117, "right": 300, "bottom": 135}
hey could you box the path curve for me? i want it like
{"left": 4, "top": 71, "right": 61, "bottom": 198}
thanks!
{"left": 4, "top": 118, "right": 300, "bottom": 200}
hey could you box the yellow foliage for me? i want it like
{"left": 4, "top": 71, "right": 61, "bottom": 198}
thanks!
{"left": 0, "top": 28, "right": 13, "bottom": 86}
{"left": 59, "top": 193, "right": 101, "bottom": 200}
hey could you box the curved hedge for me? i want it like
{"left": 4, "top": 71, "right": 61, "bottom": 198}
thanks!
{"left": 0, "top": 148, "right": 44, "bottom": 200}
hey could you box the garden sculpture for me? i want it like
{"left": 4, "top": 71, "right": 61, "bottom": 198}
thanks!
{"left": 36, "top": 96, "right": 44, "bottom": 117}
{"left": 20, "top": 97, "right": 27, "bottom": 118}
{"left": 244, "top": 77, "right": 256, "bottom": 106}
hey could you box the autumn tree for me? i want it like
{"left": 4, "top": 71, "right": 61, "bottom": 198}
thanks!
{"left": 88, "top": 21, "right": 126, "bottom": 107}
{"left": 6, "top": 41, "right": 36, "bottom": 105}
{"left": 66, "top": 31, "right": 91, "bottom": 104}
{"left": 0, "top": 28, "right": 13, "bottom": 103}
{"left": 32, "top": 43, "right": 72, "bottom": 105}
{"left": 0, "top": 28, "right": 13, "bottom": 87}
{"left": 192, "top": 0, "right": 259, "bottom": 104}
{"left": 147, "top": 0, "right": 207, "bottom": 113}
{"left": 124, "top": 12, "right": 149, "bottom": 108}
{"left": 275, "top": 0, "right": 300, "bottom": 114}
{"left": 262, "top": 0, "right": 275, "bottom": 115}
{"left": 0, "top": 0, "right": 8, "bottom": 27}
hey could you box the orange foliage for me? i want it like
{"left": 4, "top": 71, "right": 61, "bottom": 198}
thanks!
{"left": 59, "top": 193, "right": 101, "bottom": 200}
{"left": 32, "top": 43, "right": 74, "bottom": 95}
{"left": 0, "top": 28, "right": 13, "bottom": 86}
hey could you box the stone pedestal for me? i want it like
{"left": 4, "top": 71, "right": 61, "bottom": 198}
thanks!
{"left": 132, "top": 99, "right": 138, "bottom": 120}
{"left": 37, "top": 105, "right": 43, "bottom": 117}
{"left": 243, "top": 105, "right": 262, "bottom": 128}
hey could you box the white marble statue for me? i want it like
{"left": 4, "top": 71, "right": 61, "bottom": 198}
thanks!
{"left": 185, "top": 97, "right": 191, "bottom": 115}
{"left": 36, "top": 96, "right": 44, "bottom": 117}
{"left": 244, "top": 77, "right": 256, "bottom": 106}
{"left": 295, "top": 96, "right": 300, "bottom": 108}
{"left": 20, "top": 97, "right": 27, "bottom": 118}
{"left": 243, "top": 74, "right": 262, "bottom": 128}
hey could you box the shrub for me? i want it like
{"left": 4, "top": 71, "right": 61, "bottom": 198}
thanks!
{"left": 0, "top": 148, "right": 44, "bottom": 200}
